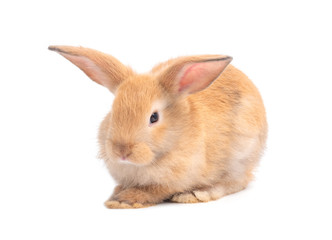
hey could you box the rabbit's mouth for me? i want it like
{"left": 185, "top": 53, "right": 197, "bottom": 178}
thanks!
{"left": 117, "top": 157, "right": 139, "bottom": 166}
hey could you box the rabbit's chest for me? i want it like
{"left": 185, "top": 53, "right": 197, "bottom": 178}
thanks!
{"left": 108, "top": 150, "right": 206, "bottom": 189}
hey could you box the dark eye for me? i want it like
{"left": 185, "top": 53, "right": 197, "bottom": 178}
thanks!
{"left": 150, "top": 112, "right": 159, "bottom": 124}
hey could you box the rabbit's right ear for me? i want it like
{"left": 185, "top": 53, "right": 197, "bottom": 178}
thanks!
{"left": 48, "top": 46, "right": 132, "bottom": 93}
{"left": 159, "top": 55, "right": 232, "bottom": 96}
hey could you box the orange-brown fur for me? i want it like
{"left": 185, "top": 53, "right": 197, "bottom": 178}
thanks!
{"left": 49, "top": 46, "right": 267, "bottom": 208}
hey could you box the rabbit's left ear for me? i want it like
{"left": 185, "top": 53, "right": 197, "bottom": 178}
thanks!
{"left": 48, "top": 45, "right": 132, "bottom": 93}
{"left": 160, "top": 55, "right": 232, "bottom": 95}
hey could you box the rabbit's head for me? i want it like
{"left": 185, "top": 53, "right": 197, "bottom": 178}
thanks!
{"left": 49, "top": 46, "right": 232, "bottom": 166}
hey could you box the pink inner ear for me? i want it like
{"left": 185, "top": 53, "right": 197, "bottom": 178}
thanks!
{"left": 179, "top": 63, "right": 207, "bottom": 92}
{"left": 178, "top": 61, "right": 224, "bottom": 94}
{"left": 60, "top": 52, "right": 110, "bottom": 88}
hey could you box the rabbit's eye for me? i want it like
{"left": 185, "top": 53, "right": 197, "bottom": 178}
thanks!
{"left": 150, "top": 112, "right": 159, "bottom": 124}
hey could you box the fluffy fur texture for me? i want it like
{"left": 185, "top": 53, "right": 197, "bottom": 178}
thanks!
{"left": 49, "top": 45, "right": 267, "bottom": 209}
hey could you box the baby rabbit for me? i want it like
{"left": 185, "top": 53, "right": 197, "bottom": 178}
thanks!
{"left": 49, "top": 46, "right": 267, "bottom": 208}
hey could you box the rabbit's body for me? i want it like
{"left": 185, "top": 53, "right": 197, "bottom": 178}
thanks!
{"left": 50, "top": 46, "right": 267, "bottom": 208}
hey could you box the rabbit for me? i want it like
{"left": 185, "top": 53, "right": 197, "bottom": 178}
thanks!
{"left": 49, "top": 45, "right": 267, "bottom": 209}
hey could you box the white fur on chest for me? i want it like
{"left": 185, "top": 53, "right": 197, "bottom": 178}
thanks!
{"left": 105, "top": 148, "right": 206, "bottom": 189}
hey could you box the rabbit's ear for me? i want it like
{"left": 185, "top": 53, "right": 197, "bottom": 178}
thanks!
{"left": 160, "top": 55, "right": 232, "bottom": 95}
{"left": 49, "top": 46, "right": 132, "bottom": 93}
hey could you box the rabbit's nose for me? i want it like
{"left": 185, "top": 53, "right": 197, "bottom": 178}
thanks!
{"left": 118, "top": 144, "right": 132, "bottom": 160}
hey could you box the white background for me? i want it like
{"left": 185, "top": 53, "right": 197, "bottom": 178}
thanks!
{"left": 1, "top": 0, "right": 331, "bottom": 239}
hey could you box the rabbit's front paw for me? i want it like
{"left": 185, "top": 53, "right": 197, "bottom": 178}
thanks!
{"left": 171, "top": 192, "right": 200, "bottom": 203}
{"left": 105, "top": 187, "right": 156, "bottom": 209}
{"left": 171, "top": 186, "right": 226, "bottom": 203}
{"left": 104, "top": 200, "right": 152, "bottom": 209}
